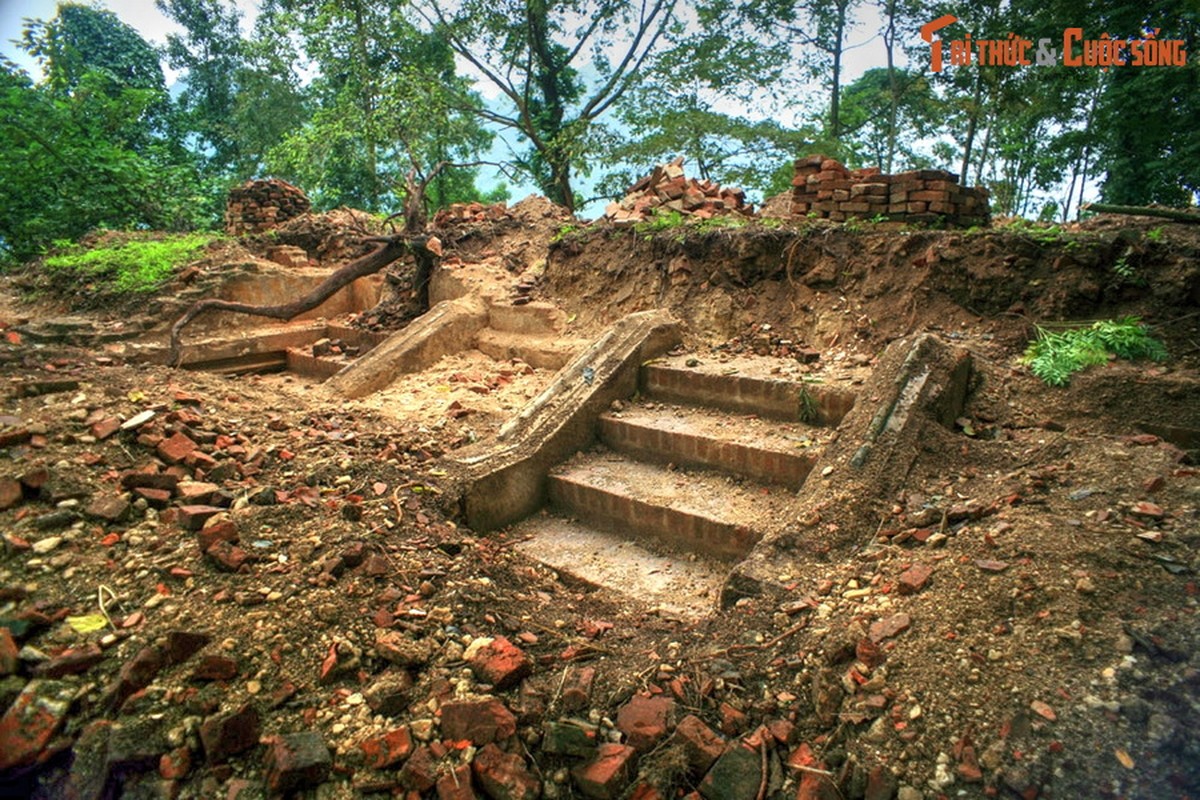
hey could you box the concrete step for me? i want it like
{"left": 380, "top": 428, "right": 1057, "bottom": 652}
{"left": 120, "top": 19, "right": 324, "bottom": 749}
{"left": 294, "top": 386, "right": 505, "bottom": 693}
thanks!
{"left": 547, "top": 451, "right": 792, "bottom": 561}
{"left": 510, "top": 514, "right": 724, "bottom": 619}
{"left": 641, "top": 356, "right": 857, "bottom": 426}
{"left": 487, "top": 301, "right": 566, "bottom": 335}
{"left": 599, "top": 402, "right": 829, "bottom": 489}
{"left": 476, "top": 328, "right": 590, "bottom": 370}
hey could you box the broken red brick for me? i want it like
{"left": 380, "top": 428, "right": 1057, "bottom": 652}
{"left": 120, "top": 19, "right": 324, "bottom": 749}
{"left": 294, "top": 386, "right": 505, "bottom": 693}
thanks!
{"left": 563, "top": 666, "right": 596, "bottom": 712}
{"left": 32, "top": 644, "right": 105, "bottom": 678}
{"left": 0, "top": 628, "right": 17, "bottom": 676}
{"left": 473, "top": 743, "right": 540, "bottom": 800}
{"left": 177, "top": 504, "right": 223, "bottom": 531}
{"left": 437, "top": 763, "right": 477, "bottom": 800}
{"left": 200, "top": 703, "right": 261, "bottom": 762}
{"left": 264, "top": 731, "right": 331, "bottom": 794}
{"left": 159, "top": 746, "right": 192, "bottom": 780}
{"left": 0, "top": 679, "right": 76, "bottom": 770}
{"left": 86, "top": 494, "right": 130, "bottom": 522}
{"left": 440, "top": 698, "right": 517, "bottom": 745}
{"left": 90, "top": 417, "right": 121, "bottom": 440}
{"left": 468, "top": 637, "right": 532, "bottom": 690}
{"left": 868, "top": 613, "right": 912, "bottom": 643}
{"left": 897, "top": 563, "right": 933, "bottom": 595}
{"left": 133, "top": 487, "right": 172, "bottom": 508}
{"left": 572, "top": 743, "right": 637, "bottom": 800}
{"left": 163, "top": 630, "right": 211, "bottom": 665}
{"left": 190, "top": 654, "right": 238, "bottom": 682}
{"left": 616, "top": 694, "right": 675, "bottom": 753}
{"left": 700, "top": 743, "right": 763, "bottom": 800}
{"left": 205, "top": 540, "right": 248, "bottom": 572}
{"left": 157, "top": 432, "right": 197, "bottom": 464}
{"left": 398, "top": 745, "right": 438, "bottom": 792}
{"left": 103, "top": 645, "right": 164, "bottom": 711}
{"left": 672, "top": 714, "right": 725, "bottom": 775}
{"left": 0, "top": 478, "right": 22, "bottom": 511}
{"left": 359, "top": 726, "right": 413, "bottom": 769}
{"left": 718, "top": 702, "right": 747, "bottom": 736}
{"left": 197, "top": 519, "right": 238, "bottom": 551}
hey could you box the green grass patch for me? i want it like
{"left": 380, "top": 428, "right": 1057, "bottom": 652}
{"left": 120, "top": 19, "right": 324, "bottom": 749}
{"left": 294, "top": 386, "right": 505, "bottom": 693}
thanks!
{"left": 1023, "top": 317, "right": 1167, "bottom": 386}
{"left": 45, "top": 232, "right": 217, "bottom": 294}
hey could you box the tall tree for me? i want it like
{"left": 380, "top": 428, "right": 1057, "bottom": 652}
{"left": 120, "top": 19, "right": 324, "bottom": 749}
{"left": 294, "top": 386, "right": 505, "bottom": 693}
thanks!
{"left": 414, "top": 0, "right": 679, "bottom": 211}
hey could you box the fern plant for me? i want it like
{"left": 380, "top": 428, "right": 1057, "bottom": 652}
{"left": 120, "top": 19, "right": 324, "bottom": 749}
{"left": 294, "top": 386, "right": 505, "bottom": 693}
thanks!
{"left": 1023, "top": 317, "right": 1167, "bottom": 386}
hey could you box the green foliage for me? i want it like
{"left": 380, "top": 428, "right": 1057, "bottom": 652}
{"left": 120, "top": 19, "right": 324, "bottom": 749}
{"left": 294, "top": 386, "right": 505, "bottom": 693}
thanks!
{"left": 44, "top": 232, "right": 217, "bottom": 294}
{"left": 1023, "top": 317, "right": 1167, "bottom": 386}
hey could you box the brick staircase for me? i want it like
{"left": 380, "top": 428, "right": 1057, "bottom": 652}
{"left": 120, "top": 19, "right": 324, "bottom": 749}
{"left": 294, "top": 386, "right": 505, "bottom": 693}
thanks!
{"left": 511, "top": 356, "right": 856, "bottom": 617}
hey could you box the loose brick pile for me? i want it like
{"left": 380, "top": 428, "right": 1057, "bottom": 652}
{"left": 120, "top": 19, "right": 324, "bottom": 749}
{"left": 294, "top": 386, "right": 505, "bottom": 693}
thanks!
{"left": 604, "top": 158, "right": 752, "bottom": 226}
{"left": 791, "top": 155, "right": 989, "bottom": 227}
{"left": 224, "top": 179, "right": 312, "bottom": 236}
{"left": 432, "top": 201, "right": 514, "bottom": 228}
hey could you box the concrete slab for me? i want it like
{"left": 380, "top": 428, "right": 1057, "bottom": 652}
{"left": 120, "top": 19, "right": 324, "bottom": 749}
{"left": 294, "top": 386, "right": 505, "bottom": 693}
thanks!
{"left": 511, "top": 514, "right": 725, "bottom": 619}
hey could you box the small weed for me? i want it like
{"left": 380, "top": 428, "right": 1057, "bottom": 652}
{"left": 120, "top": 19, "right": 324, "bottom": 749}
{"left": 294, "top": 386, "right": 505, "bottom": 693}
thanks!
{"left": 45, "top": 232, "right": 218, "bottom": 294}
{"left": 798, "top": 387, "right": 819, "bottom": 423}
{"left": 1145, "top": 226, "right": 1165, "bottom": 243}
{"left": 1023, "top": 317, "right": 1166, "bottom": 386}
{"left": 551, "top": 223, "right": 581, "bottom": 243}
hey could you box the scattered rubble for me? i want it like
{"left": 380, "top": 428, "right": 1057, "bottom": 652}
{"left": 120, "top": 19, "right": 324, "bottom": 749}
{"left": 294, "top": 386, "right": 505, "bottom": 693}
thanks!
{"left": 603, "top": 157, "right": 753, "bottom": 226}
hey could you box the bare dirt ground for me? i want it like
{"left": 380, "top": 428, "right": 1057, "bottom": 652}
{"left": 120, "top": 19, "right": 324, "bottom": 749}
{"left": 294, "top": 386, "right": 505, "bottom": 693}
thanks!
{"left": 0, "top": 204, "right": 1197, "bottom": 800}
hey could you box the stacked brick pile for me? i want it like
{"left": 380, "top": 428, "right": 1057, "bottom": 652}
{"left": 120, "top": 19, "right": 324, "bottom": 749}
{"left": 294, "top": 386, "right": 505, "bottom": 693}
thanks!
{"left": 224, "top": 179, "right": 312, "bottom": 236}
{"left": 604, "top": 158, "right": 752, "bottom": 226}
{"left": 791, "top": 155, "right": 989, "bottom": 227}
{"left": 432, "top": 201, "right": 514, "bottom": 228}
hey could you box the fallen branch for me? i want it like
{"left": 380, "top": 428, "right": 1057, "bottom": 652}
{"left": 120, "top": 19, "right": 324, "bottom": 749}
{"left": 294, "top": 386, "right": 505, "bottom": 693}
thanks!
{"left": 167, "top": 235, "right": 425, "bottom": 366}
{"left": 1083, "top": 203, "right": 1200, "bottom": 224}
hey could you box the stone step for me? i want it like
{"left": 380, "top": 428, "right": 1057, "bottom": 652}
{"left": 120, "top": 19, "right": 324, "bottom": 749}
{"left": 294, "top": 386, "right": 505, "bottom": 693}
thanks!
{"left": 487, "top": 301, "right": 566, "bottom": 335}
{"left": 598, "top": 402, "right": 828, "bottom": 490}
{"left": 476, "top": 329, "right": 590, "bottom": 371}
{"left": 547, "top": 451, "right": 792, "bottom": 561}
{"left": 510, "top": 514, "right": 724, "bottom": 619}
{"left": 181, "top": 351, "right": 287, "bottom": 376}
{"left": 641, "top": 356, "right": 857, "bottom": 426}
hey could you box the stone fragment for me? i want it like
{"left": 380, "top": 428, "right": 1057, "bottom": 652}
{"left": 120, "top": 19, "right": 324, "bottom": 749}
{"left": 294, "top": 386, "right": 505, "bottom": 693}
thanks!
{"left": 473, "top": 742, "right": 541, "bottom": 800}
{"left": 376, "top": 630, "right": 435, "bottom": 667}
{"left": 103, "top": 645, "right": 163, "bottom": 711}
{"left": 32, "top": 644, "right": 105, "bottom": 677}
{"left": 562, "top": 666, "right": 595, "bottom": 712}
{"left": 163, "top": 630, "right": 211, "bottom": 665}
{"left": 616, "top": 695, "right": 675, "bottom": 753}
{"left": 441, "top": 697, "right": 517, "bottom": 745}
{"left": 542, "top": 720, "right": 599, "bottom": 757}
{"left": 0, "top": 628, "right": 20, "bottom": 676}
{"left": 363, "top": 671, "right": 413, "bottom": 716}
{"left": 205, "top": 540, "right": 248, "bottom": 572}
{"left": 699, "top": 743, "right": 761, "bottom": 800}
{"left": 264, "top": 731, "right": 332, "bottom": 795}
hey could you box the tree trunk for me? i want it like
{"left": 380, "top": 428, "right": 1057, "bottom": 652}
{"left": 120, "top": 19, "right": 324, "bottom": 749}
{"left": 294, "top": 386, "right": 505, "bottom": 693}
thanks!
{"left": 1083, "top": 203, "right": 1200, "bottom": 223}
{"left": 167, "top": 237, "right": 424, "bottom": 365}
{"left": 882, "top": 0, "right": 898, "bottom": 172}
{"left": 959, "top": 69, "right": 984, "bottom": 184}
{"left": 828, "top": 0, "right": 848, "bottom": 140}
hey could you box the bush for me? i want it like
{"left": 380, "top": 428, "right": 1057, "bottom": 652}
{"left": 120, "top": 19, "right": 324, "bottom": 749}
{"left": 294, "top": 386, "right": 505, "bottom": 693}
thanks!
{"left": 44, "top": 232, "right": 217, "bottom": 294}
{"left": 1023, "top": 317, "right": 1167, "bottom": 386}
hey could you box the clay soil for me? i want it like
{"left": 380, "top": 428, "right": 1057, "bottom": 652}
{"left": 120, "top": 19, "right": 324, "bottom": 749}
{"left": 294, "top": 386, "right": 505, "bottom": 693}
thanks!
{"left": 0, "top": 204, "right": 1197, "bottom": 800}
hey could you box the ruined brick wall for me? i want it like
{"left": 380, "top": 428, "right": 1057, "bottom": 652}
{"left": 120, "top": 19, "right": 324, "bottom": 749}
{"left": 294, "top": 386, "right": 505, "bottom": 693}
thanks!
{"left": 791, "top": 155, "right": 990, "bottom": 227}
{"left": 224, "top": 178, "right": 312, "bottom": 236}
